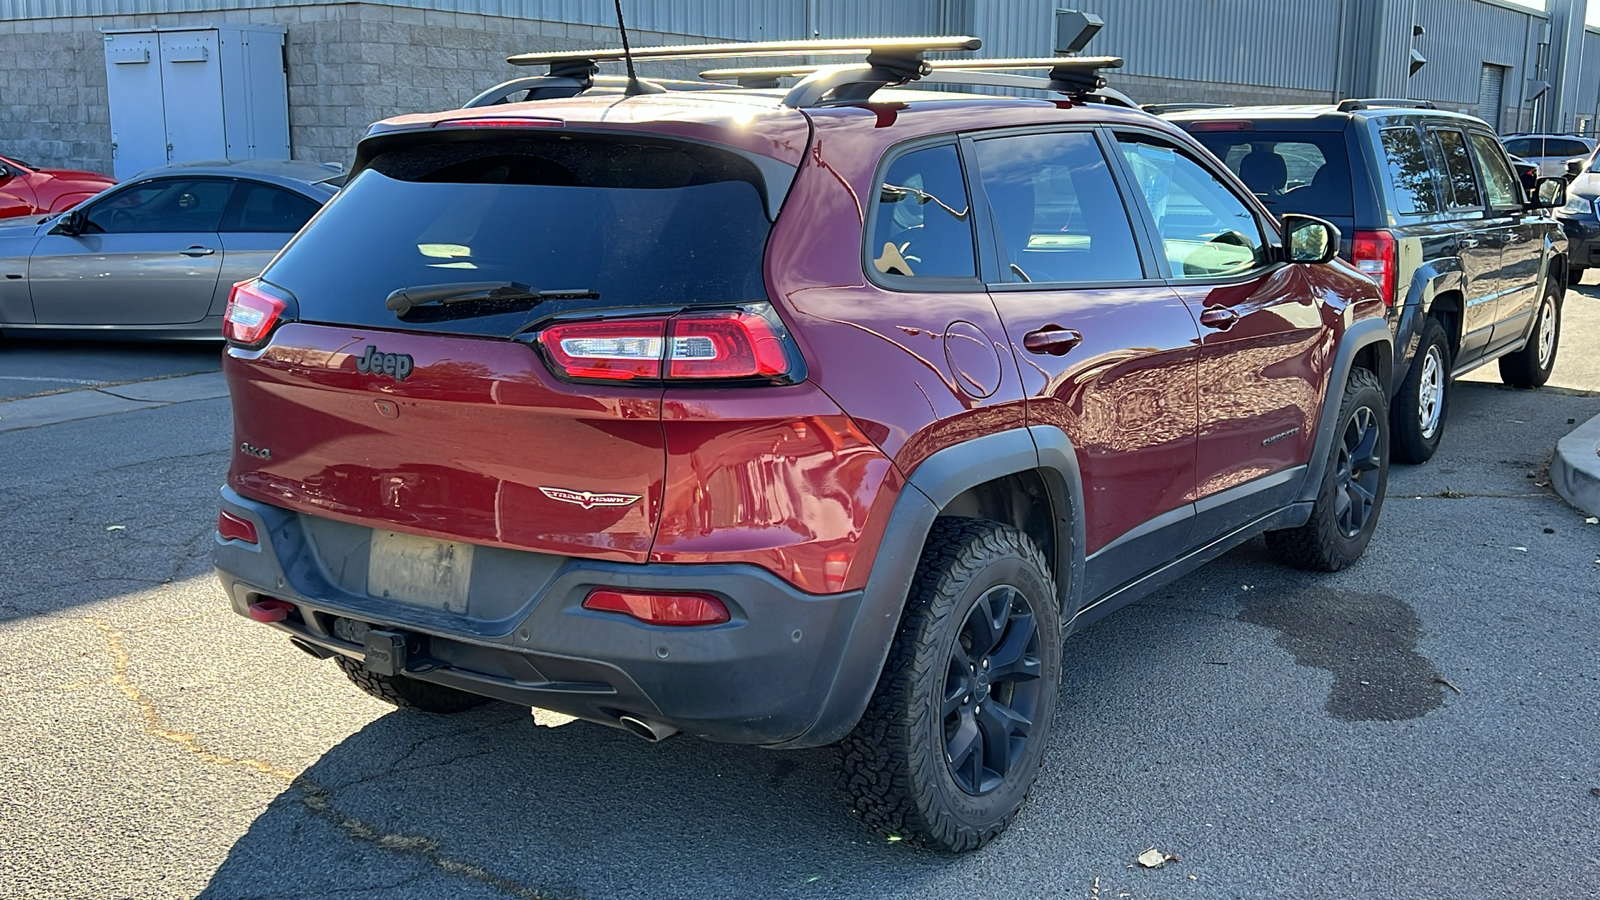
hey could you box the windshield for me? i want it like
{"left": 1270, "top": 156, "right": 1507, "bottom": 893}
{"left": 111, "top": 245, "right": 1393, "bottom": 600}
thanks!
{"left": 264, "top": 135, "right": 774, "bottom": 337}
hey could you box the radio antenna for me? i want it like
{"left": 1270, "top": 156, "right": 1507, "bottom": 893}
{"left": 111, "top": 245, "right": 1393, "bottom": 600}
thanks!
{"left": 611, "top": 0, "right": 650, "bottom": 96}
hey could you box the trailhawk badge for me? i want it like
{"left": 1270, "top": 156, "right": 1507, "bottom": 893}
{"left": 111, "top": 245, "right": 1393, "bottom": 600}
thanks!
{"left": 538, "top": 486, "right": 642, "bottom": 510}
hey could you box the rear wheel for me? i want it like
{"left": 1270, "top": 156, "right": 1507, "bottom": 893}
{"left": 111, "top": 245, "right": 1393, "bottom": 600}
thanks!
{"left": 1390, "top": 317, "right": 1450, "bottom": 464}
{"left": 1499, "top": 281, "right": 1561, "bottom": 388}
{"left": 334, "top": 655, "right": 490, "bottom": 714}
{"left": 839, "top": 519, "right": 1061, "bottom": 853}
{"left": 1267, "top": 367, "right": 1388, "bottom": 572}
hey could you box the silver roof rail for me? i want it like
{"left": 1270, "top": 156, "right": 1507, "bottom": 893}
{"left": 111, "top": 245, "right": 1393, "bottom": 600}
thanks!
{"left": 466, "top": 74, "right": 734, "bottom": 108}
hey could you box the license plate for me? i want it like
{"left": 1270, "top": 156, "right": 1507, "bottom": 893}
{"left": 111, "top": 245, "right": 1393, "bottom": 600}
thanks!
{"left": 367, "top": 530, "right": 474, "bottom": 614}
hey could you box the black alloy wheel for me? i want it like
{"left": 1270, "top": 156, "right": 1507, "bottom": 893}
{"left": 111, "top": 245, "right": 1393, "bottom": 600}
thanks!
{"left": 942, "top": 584, "right": 1044, "bottom": 795}
{"left": 1332, "top": 403, "right": 1384, "bottom": 539}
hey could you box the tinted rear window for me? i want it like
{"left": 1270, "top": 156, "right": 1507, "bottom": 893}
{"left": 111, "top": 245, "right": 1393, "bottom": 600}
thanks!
{"left": 1189, "top": 130, "right": 1354, "bottom": 219}
{"left": 263, "top": 135, "right": 774, "bottom": 337}
{"left": 1379, "top": 127, "right": 1440, "bottom": 215}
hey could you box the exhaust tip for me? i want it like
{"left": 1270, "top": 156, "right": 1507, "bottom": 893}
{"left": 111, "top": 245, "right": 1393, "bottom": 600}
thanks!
{"left": 618, "top": 714, "right": 679, "bottom": 743}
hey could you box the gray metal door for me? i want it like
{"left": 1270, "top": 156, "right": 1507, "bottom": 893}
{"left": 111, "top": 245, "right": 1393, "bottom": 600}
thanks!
{"left": 160, "top": 31, "right": 227, "bottom": 166}
{"left": 1478, "top": 64, "right": 1506, "bottom": 132}
{"left": 103, "top": 32, "right": 169, "bottom": 179}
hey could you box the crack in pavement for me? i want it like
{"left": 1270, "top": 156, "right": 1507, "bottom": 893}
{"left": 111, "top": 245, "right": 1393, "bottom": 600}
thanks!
{"left": 89, "top": 617, "right": 573, "bottom": 900}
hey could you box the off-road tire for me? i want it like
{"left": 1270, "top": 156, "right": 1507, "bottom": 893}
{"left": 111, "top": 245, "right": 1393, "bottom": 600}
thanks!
{"left": 839, "top": 518, "right": 1062, "bottom": 853}
{"left": 1499, "top": 280, "right": 1561, "bottom": 388}
{"left": 1390, "top": 316, "right": 1450, "bottom": 464}
{"left": 334, "top": 655, "right": 490, "bottom": 714}
{"left": 1267, "top": 367, "right": 1388, "bottom": 572}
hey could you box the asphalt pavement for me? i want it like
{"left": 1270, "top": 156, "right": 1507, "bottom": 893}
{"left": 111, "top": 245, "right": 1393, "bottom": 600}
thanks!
{"left": 2, "top": 295, "right": 1598, "bottom": 899}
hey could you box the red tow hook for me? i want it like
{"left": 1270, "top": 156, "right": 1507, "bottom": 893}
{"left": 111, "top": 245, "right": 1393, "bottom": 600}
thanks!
{"left": 247, "top": 599, "right": 296, "bottom": 623}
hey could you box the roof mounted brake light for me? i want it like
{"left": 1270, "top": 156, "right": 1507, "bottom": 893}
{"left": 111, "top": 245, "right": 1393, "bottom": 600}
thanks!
{"left": 434, "top": 116, "right": 564, "bottom": 129}
{"left": 1188, "top": 120, "right": 1255, "bottom": 132}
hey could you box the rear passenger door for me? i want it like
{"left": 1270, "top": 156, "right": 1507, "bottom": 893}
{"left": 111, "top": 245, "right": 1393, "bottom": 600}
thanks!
{"left": 1465, "top": 131, "right": 1542, "bottom": 354}
{"left": 967, "top": 128, "right": 1199, "bottom": 601}
{"left": 1428, "top": 126, "right": 1503, "bottom": 366}
{"left": 1113, "top": 131, "right": 1330, "bottom": 535}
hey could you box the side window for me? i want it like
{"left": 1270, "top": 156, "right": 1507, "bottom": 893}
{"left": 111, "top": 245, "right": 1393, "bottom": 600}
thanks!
{"left": 223, "top": 182, "right": 321, "bottom": 233}
{"left": 1380, "top": 126, "right": 1441, "bottom": 214}
{"left": 869, "top": 143, "right": 976, "bottom": 281}
{"left": 1116, "top": 135, "right": 1269, "bottom": 279}
{"left": 83, "top": 178, "right": 233, "bottom": 234}
{"left": 1431, "top": 129, "right": 1482, "bottom": 210}
{"left": 972, "top": 131, "right": 1143, "bottom": 284}
{"left": 1466, "top": 132, "right": 1521, "bottom": 209}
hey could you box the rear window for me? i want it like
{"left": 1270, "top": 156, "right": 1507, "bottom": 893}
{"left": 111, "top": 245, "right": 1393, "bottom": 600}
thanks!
{"left": 1188, "top": 130, "right": 1354, "bottom": 220}
{"left": 263, "top": 135, "right": 775, "bottom": 337}
{"left": 1379, "top": 127, "right": 1440, "bottom": 215}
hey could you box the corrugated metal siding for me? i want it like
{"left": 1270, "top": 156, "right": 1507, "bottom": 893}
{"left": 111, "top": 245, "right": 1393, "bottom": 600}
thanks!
{"left": 970, "top": 0, "right": 1342, "bottom": 91}
{"left": 1576, "top": 27, "right": 1600, "bottom": 121}
{"left": 1402, "top": 0, "right": 1543, "bottom": 105}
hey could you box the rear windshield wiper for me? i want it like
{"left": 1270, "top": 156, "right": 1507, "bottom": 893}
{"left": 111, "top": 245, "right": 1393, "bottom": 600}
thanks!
{"left": 384, "top": 282, "right": 599, "bottom": 317}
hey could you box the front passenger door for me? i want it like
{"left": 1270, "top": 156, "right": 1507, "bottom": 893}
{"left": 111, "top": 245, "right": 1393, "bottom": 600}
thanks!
{"left": 1466, "top": 131, "right": 1543, "bottom": 355}
{"left": 1115, "top": 132, "right": 1331, "bottom": 533}
{"left": 27, "top": 177, "right": 231, "bottom": 326}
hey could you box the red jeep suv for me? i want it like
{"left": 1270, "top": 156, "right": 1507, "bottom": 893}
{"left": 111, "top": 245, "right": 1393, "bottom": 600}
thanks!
{"left": 214, "top": 40, "right": 1392, "bottom": 851}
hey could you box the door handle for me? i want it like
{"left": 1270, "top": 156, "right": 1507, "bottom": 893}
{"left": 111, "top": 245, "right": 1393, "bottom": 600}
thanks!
{"left": 1022, "top": 326, "right": 1082, "bottom": 356}
{"left": 180, "top": 246, "right": 215, "bottom": 257}
{"left": 1199, "top": 307, "right": 1239, "bottom": 330}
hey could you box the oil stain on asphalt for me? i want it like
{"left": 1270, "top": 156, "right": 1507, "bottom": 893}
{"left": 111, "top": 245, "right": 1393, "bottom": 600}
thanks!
{"left": 1238, "top": 588, "right": 1446, "bottom": 721}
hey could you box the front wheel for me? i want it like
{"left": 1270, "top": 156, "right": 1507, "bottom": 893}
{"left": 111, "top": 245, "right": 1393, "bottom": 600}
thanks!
{"left": 1499, "top": 281, "right": 1561, "bottom": 388}
{"left": 1267, "top": 367, "right": 1389, "bottom": 572}
{"left": 839, "top": 519, "right": 1062, "bottom": 853}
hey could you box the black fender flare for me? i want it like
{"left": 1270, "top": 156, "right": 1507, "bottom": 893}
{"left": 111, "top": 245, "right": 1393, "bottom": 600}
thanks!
{"left": 1393, "top": 257, "right": 1463, "bottom": 394}
{"left": 772, "top": 426, "right": 1085, "bottom": 748}
{"left": 1297, "top": 316, "right": 1393, "bottom": 506}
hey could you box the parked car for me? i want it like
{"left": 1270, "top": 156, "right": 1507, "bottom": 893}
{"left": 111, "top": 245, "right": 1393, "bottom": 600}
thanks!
{"left": 1170, "top": 100, "right": 1570, "bottom": 465}
{"left": 0, "top": 160, "right": 336, "bottom": 341}
{"left": 213, "top": 41, "right": 1393, "bottom": 853}
{"left": 1557, "top": 153, "right": 1600, "bottom": 282}
{"left": 0, "top": 154, "right": 115, "bottom": 221}
{"left": 1501, "top": 133, "right": 1597, "bottom": 179}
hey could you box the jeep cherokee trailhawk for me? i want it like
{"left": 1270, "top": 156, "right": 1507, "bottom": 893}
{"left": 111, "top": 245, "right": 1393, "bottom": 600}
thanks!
{"left": 214, "top": 38, "right": 1393, "bottom": 852}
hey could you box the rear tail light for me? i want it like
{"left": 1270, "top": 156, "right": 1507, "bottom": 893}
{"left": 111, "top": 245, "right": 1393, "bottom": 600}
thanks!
{"left": 217, "top": 508, "right": 259, "bottom": 544}
{"left": 1351, "top": 230, "right": 1397, "bottom": 306}
{"left": 223, "top": 280, "right": 289, "bottom": 345}
{"left": 582, "top": 589, "right": 731, "bottom": 626}
{"left": 536, "top": 304, "right": 799, "bottom": 384}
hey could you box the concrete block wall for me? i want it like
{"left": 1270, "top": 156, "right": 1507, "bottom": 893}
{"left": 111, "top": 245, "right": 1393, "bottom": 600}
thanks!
{"left": 0, "top": 3, "right": 715, "bottom": 174}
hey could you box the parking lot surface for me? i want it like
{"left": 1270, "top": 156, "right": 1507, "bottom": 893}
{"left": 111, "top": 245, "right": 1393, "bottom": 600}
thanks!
{"left": 2, "top": 290, "right": 1599, "bottom": 899}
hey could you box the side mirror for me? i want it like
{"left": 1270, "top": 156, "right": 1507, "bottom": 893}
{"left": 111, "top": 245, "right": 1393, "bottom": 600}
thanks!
{"left": 1566, "top": 156, "right": 1588, "bottom": 180}
{"left": 48, "top": 208, "right": 85, "bottom": 236}
{"left": 1282, "top": 214, "right": 1340, "bottom": 265}
{"left": 1533, "top": 176, "right": 1567, "bottom": 209}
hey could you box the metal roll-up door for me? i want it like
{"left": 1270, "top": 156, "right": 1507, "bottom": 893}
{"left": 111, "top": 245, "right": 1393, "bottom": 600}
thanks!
{"left": 1478, "top": 64, "right": 1506, "bottom": 131}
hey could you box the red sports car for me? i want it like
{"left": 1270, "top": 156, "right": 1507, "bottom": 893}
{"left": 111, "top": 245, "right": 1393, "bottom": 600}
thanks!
{"left": 0, "top": 155, "right": 115, "bottom": 220}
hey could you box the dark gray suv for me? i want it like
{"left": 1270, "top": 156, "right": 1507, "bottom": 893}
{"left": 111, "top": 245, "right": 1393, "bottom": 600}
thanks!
{"left": 1170, "top": 100, "right": 1568, "bottom": 463}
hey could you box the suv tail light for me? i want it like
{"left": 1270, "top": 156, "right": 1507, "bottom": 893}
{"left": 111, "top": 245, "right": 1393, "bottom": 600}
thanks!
{"left": 1351, "top": 230, "right": 1397, "bottom": 306}
{"left": 224, "top": 280, "right": 289, "bottom": 345}
{"left": 536, "top": 304, "right": 799, "bottom": 384}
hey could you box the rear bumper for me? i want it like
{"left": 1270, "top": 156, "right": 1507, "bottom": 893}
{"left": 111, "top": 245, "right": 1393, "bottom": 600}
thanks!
{"left": 214, "top": 487, "right": 869, "bottom": 746}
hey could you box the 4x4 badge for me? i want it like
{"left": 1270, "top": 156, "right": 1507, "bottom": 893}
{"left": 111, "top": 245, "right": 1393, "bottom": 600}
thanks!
{"left": 539, "top": 486, "right": 642, "bottom": 510}
{"left": 354, "top": 345, "right": 414, "bottom": 381}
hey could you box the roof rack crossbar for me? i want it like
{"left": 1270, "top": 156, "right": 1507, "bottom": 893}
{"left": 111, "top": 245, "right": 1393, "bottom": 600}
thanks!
{"left": 704, "top": 56, "right": 1125, "bottom": 102}
{"left": 1336, "top": 98, "right": 1436, "bottom": 112}
{"left": 507, "top": 36, "right": 981, "bottom": 69}
{"left": 466, "top": 74, "right": 732, "bottom": 107}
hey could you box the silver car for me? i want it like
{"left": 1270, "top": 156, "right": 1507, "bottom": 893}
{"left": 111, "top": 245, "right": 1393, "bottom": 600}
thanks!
{"left": 1501, "top": 134, "right": 1598, "bottom": 179}
{"left": 0, "top": 159, "right": 337, "bottom": 341}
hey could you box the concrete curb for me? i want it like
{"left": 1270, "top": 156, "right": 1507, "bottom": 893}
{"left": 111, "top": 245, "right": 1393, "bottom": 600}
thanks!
{"left": 1550, "top": 411, "right": 1600, "bottom": 518}
{"left": 0, "top": 372, "right": 227, "bottom": 434}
